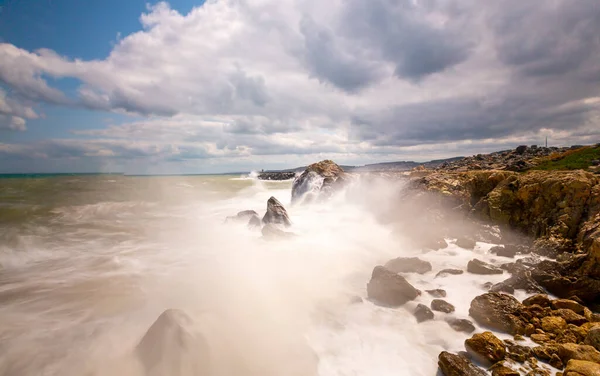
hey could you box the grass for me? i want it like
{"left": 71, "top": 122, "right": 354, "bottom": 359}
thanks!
{"left": 533, "top": 145, "right": 600, "bottom": 171}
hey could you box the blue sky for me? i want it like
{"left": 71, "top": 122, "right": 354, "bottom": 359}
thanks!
{"left": 0, "top": 0, "right": 599, "bottom": 173}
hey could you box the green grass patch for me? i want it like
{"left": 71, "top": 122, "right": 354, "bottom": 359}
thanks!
{"left": 533, "top": 145, "right": 600, "bottom": 171}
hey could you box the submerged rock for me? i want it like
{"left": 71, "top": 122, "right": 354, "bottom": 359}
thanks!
{"left": 262, "top": 196, "right": 292, "bottom": 227}
{"left": 468, "top": 259, "right": 504, "bottom": 275}
{"left": 366, "top": 266, "right": 419, "bottom": 307}
{"left": 426, "top": 289, "right": 447, "bottom": 298}
{"left": 436, "top": 269, "right": 464, "bottom": 278}
{"left": 431, "top": 299, "right": 455, "bottom": 313}
{"left": 291, "top": 160, "right": 347, "bottom": 204}
{"left": 383, "top": 257, "right": 432, "bottom": 274}
{"left": 438, "top": 351, "right": 486, "bottom": 376}
{"left": 465, "top": 331, "right": 506, "bottom": 366}
{"left": 446, "top": 318, "right": 476, "bottom": 333}
{"left": 414, "top": 304, "right": 434, "bottom": 323}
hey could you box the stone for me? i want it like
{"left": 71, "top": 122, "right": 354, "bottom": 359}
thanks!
{"left": 431, "top": 299, "right": 455, "bottom": 313}
{"left": 465, "top": 331, "right": 506, "bottom": 365}
{"left": 291, "top": 160, "right": 347, "bottom": 204}
{"left": 584, "top": 327, "right": 600, "bottom": 351}
{"left": 505, "top": 341, "right": 533, "bottom": 362}
{"left": 414, "top": 304, "right": 434, "bottom": 323}
{"left": 491, "top": 245, "right": 520, "bottom": 258}
{"left": 262, "top": 196, "right": 292, "bottom": 227}
{"left": 541, "top": 316, "right": 568, "bottom": 333}
{"left": 552, "top": 299, "right": 586, "bottom": 314}
{"left": 226, "top": 209, "right": 259, "bottom": 223}
{"left": 422, "top": 237, "right": 449, "bottom": 251}
{"left": 261, "top": 224, "right": 296, "bottom": 239}
{"left": 436, "top": 269, "right": 464, "bottom": 277}
{"left": 549, "top": 353, "right": 564, "bottom": 370}
{"left": 446, "top": 318, "right": 476, "bottom": 333}
{"left": 492, "top": 365, "right": 520, "bottom": 376}
{"left": 383, "top": 257, "right": 432, "bottom": 274}
{"left": 438, "top": 351, "right": 486, "bottom": 376}
{"left": 554, "top": 309, "right": 588, "bottom": 326}
{"left": 469, "top": 293, "right": 527, "bottom": 335}
{"left": 426, "top": 289, "right": 447, "bottom": 298}
{"left": 558, "top": 343, "right": 600, "bottom": 364}
{"left": 468, "top": 259, "right": 504, "bottom": 275}
{"left": 136, "top": 309, "right": 210, "bottom": 376}
{"left": 524, "top": 294, "right": 552, "bottom": 308}
{"left": 366, "top": 266, "right": 419, "bottom": 307}
{"left": 532, "top": 345, "right": 560, "bottom": 361}
{"left": 456, "top": 236, "right": 477, "bottom": 249}
{"left": 564, "top": 359, "right": 600, "bottom": 376}
{"left": 516, "top": 145, "right": 528, "bottom": 154}
{"left": 248, "top": 214, "right": 261, "bottom": 229}
{"left": 531, "top": 333, "right": 552, "bottom": 344}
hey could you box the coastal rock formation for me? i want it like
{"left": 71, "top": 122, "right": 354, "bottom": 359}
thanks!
{"left": 262, "top": 196, "right": 292, "bottom": 227}
{"left": 257, "top": 171, "right": 296, "bottom": 180}
{"left": 366, "top": 266, "right": 419, "bottom": 307}
{"left": 465, "top": 331, "right": 506, "bottom": 365}
{"left": 469, "top": 293, "right": 526, "bottom": 335}
{"left": 383, "top": 257, "right": 432, "bottom": 274}
{"left": 564, "top": 359, "right": 600, "bottom": 376}
{"left": 291, "top": 160, "right": 348, "bottom": 204}
{"left": 468, "top": 259, "right": 504, "bottom": 275}
{"left": 446, "top": 318, "right": 476, "bottom": 333}
{"left": 438, "top": 351, "right": 486, "bottom": 376}
{"left": 414, "top": 304, "right": 434, "bottom": 323}
{"left": 431, "top": 299, "right": 455, "bottom": 313}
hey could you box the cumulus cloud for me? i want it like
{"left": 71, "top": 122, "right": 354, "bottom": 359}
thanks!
{"left": 0, "top": 0, "right": 599, "bottom": 171}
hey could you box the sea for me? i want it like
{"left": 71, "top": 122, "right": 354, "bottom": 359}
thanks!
{"left": 0, "top": 173, "right": 534, "bottom": 376}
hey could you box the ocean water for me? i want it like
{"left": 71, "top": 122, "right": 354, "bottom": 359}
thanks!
{"left": 0, "top": 174, "right": 533, "bottom": 376}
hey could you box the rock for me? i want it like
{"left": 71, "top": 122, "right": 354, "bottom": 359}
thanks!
{"left": 136, "top": 309, "right": 210, "bottom": 376}
{"left": 516, "top": 145, "right": 528, "bottom": 154}
{"left": 226, "top": 209, "right": 259, "bottom": 223}
{"left": 456, "top": 236, "right": 477, "bottom": 249}
{"left": 291, "top": 160, "right": 347, "bottom": 204}
{"left": 366, "top": 266, "right": 419, "bottom": 307}
{"left": 505, "top": 341, "right": 533, "bottom": 362}
{"left": 552, "top": 299, "right": 586, "bottom": 314}
{"left": 414, "top": 304, "right": 434, "bottom": 323}
{"left": 422, "top": 237, "right": 449, "bottom": 251}
{"left": 426, "top": 289, "right": 447, "bottom": 298}
{"left": 248, "top": 214, "right": 261, "bottom": 228}
{"left": 524, "top": 294, "right": 552, "bottom": 308}
{"left": 436, "top": 269, "right": 464, "bottom": 277}
{"left": 531, "top": 333, "right": 552, "bottom": 344}
{"left": 446, "top": 318, "right": 476, "bottom": 333}
{"left": 468, "top": 259, "right": 504, "bottom": 275}
{"left": 431, "top": 299, "right": 455, "bottom": 313}
{"left": 554, "top": 309, "right": 588, "bottom": 326}
{"left": 532, "top": 345, "right": 560, "bottom": 361}
{"left": 549, "top": 353, "right": 564, "bottom": 369}
{"left": 262, "top": 196, "right": 292, "bottom": 227}
{"left": 469, "top": 292, "right": 527, "bottom": 335}
{"left": 465, "top": 331, "right": 506, "bottom": 365}
{"left": 541, "top": 316, "right": 568, "bottom": 333}
{"left": 383, "top": 257, "right": 432, "bottom": 274}
{"left": 492, "top": 365, "right": 520, "bottom": 376}
{"left": 558, "top": 343, "right": 600, "bottom": 364}
{"left": 261, "top": 224, "right": 295, "bottom": 239}
{"left": 584, "top": 327, "right": 600, "bottom": 351}
{"left": 257, "top": 171, "right": 296, "bottom": 180}
{"left": 491, "top": 281, "right": 515, "bottom": 294}
{"left": 438, "top": 351, "right": 486, "bottom": 376}
{"left": 491, "top": 245, "right": 520, "bottom": 258}
{"left": 564, "top": 359, "right": 600, "bottom": 376}
{"left": 494, "top": 274, "right": 545, "bottom": 294}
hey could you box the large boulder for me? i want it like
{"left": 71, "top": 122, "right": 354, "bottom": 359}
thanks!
{"left": 262, "top": 196, "right": 292, "bottom": 227}
{"left": 564, "top": 359, "right": 600, "bottom": 376}
{"left": 366, "top": 266, "right": 419, "bottom": 307}
{"left": 465, "top": 331, "right": 506, "bottom": 366}
{"left": 438, "top": 351, "right": 486, "bottom": 376}
{"left": 291, "top": 160, "right": 348, "bottom": 204}
{"left": 467, "top": 259, "right": 504, "bottom": 275}
{"left": 383, "top": 257, "right": 432, "bottom": 274}
{"left": 469, "top": 292, "right": 527, "bottom": 335}
{"left": 136, "top": 309, "right": 210, "bottom": 376}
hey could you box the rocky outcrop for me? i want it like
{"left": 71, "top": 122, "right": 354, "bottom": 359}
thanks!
{"left": 438, "top": 351, "right": 486, "bottom": 376}
{"left": 383, "top": 257, "right": 432, "bottom": 274}
{"left": 262, "top": 196, "right": 292, "bottom": 227}
{"left": 291, "top": 160, "right": 348, "bottom": 204}
{"left": 366, "top": 266, "right": 419, "bottom": 307}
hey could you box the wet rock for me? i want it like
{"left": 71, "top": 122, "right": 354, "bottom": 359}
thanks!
{"left": 366, "top": 266, "right": 419, "bottom": 307}
{"left": 531, "top": 333, "right": 552, "bottom": 344}
{"left": 383, "top": 257, "right": 432, "bottom": 274}
{"left": 494, "top": 274, "right": 545, "bottom": 294}
{"left": 532, "top": 345, "right": 560, "bottom": 362}
{"left": 549, "top": 353, "right": 564, "bottom": 369}
{"left": 465, "top": 331, "right": 506, "bottom": 365}
{"left": 564, "top": 359, "right": 600, "bottom": 376}
{"left": 436, "top": 269, "right": 464, "bottom": 277}
{"left": 469, "top": 292, "right": 526, "bottom": 335}
{"left": 491, "top": 365, "right": 520, "bottom": 376}
{"left": 438, "top": 351, "right": 486, "bottom": 376}
{"left": 426, "top": 289, "right": 447, "bottom": 298}
{"left": 257, "top": 171, "right": 296, "bottom": 180}
{"left": 541, "top": 316, "right": 568, "bottom": 333}
{"left": 552, "top": 299, "right": 586, "bottom": 314}
{"left": 468, "top": 259, "right": 504, "bottom": 275}
{"left": 291, "top": 160, "right": 347, "bottom": 204}
{"left": 558, "top": 343, "right": 600, "bottom": 364}
{"left": 446, "top": 318, "right": 476, "bottom": 333}
{"left": 136, "top": 309, "right": 210, "bottom": 376}
{"left": 584, "top": 327, "right": 600, "bottom": 351}
{"left": 262, "top": 196, "right": 292, "bottom": 227}
{"left": 524, "top": 294, "right": 552, "bottom": 308}
{"left": 554, "top": 309, "right": 588, "bottom": 326}
{"left": 226, "top": 209, "right": 259, "bottom": 223}
{"left": 414, "top": 304, "right": 434, "bottom": 323}
{"left": 248, "top": 214, "right": 261, "bottom": 229}
{"left": 456, "top": 236, "right": 477, "bottom": 249}
{"left": 261, "top": 224, "right": 296, "bottom": 239}
{"left": 491, "top": 281, "right": 515, "bottom": 294}
{"left": 505, "top": 341, "right": 533, "bottom": 362}
{"left": 491, "top": 245, "right": 520, "bottom": 258}
{"left": 431, "top": 299, "right": 455, "bottom": 313}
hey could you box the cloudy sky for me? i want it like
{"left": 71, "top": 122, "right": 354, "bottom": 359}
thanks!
{"left": 1, "top": 0, "right": 599, "bottom": 174}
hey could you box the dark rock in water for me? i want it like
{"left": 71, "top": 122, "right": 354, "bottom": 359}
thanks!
{"left": 414, "top": 304, "right": 434, "bottom": 323}
{"left": 136, "top": 309, "right": 210, "bottom": 376}
{"left": 482, "top": 282, "right": 494, "bottom": 290}
{"left": 258, "top": 171, "right": 296, "bottom": 181}
{"left": 438, "top": 351, "right": 486, "bottom": 376}
{"left": 431, "top": 299, "right": 455, "bottom": 313}
{"left": 467, "top": 259, "right": 504, "bottom": 275}
{"left": 490, "top": 245, "right": 519, "bottom": 258}
{"left": 446, "top": 318, "right": 476, "bottom": 333}
{"left": 291, "top": 160, "right": 347, "bottom": 204}
{"left": 426, "top": 289, "right": 447, "bottom": 298}
{"left": 469, "top": 292, "right": 526, "bottom": 335}
{"left": 226, "top": 210, "right": 258, "bottom": 223}
{"left": 436, "top": 269, "right": 464, "bottom": 278}
{"left": 248, "top": 214, "right": 261, "bottom": 229}
{"left": 493, "top": 274, "right": 544, "bottom": 294}
{"left": 456, "top": 236, "right": 477, "bottom": 249}
{"left": 491, "top": 281, "right": 515, "bottom": 294}
{"left": 262, "top": 196, "right": 291, "bottom": 227}
{"left": 384, "top": 257, "right": 432, "bottom": 274}
{"left": 465, "top": 331, "right": 506, "bottom": 366}
{"left": 366, "top": 266, "right": 419, "bottom": 307}
{"left": 261, "top": 224, "right": 295, "bottom": 240}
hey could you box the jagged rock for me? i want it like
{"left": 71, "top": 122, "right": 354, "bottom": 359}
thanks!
{"left": 136, "top": 309, "right": 210, "bottom": 376}
{"left": 414, "top": 304, "right": 434, "bottom": 323}
{"left": 291, "top": 160, "right": 347, "bottom": 204}
{"left": 446, "top": 318, "right": 476, "bottom": 333}
{"left": 524, "top": 294, "right": 552, "bottom": 308}
{"left": 554, "top": 309, "right": 588, "bottom": 326}
{"left": 465, "top": 331, "right": 506, "bottom": 365}
{"left": 558, "top": 343, "right": 600, "bottom": 364}
{"left": 262, "top": 196, "right": 292, "bottom": 227}
{"left": 438, "top": 351, "right": 486, "bottom": 376}
{"left": 491, "top": 365, "right": 520, "bottom": 376}
{"left": 552, "top": 299, "right": 586, "bottom": 314}
{"left": 468, "top": 259, "right": 504, "bottom": 275}
{"left": 383, "top": 257, "right": 432, "bottom": 274}
{"left": 431, "top": 299, "right": 455, "bottom": 313}
{"left": 261, "top": 224, "right": 296, "bottom": 239}
{"left": 469, "top": 292, "right": 526, "bottom": 335}
{"left": 541, "top": 316, "right": 567, "bottom": 333}
{"left": 564, "top": 359, "right": 600, "bottom": 376}
{"left": 426, "top": 289, "right": 447, "bottom": 298}
{"left": 366, "top": 266, "right": 419, "bottom": 307}
{"left": 456, "top": 236, "right": 477, "bottom": 249}
{"left": 436, "top": 269, "right": 464, "bottom": 277}
{"left": 584, "top": 327, "right": 600, "bottom": 351}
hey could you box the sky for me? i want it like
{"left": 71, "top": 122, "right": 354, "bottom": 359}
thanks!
{"left": 0, "top": 0, "right": 599, "bottom": 174}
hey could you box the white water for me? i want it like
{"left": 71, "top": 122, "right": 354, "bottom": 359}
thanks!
{"left": 0, "top": 175, "right": 539, "bottom": 376}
